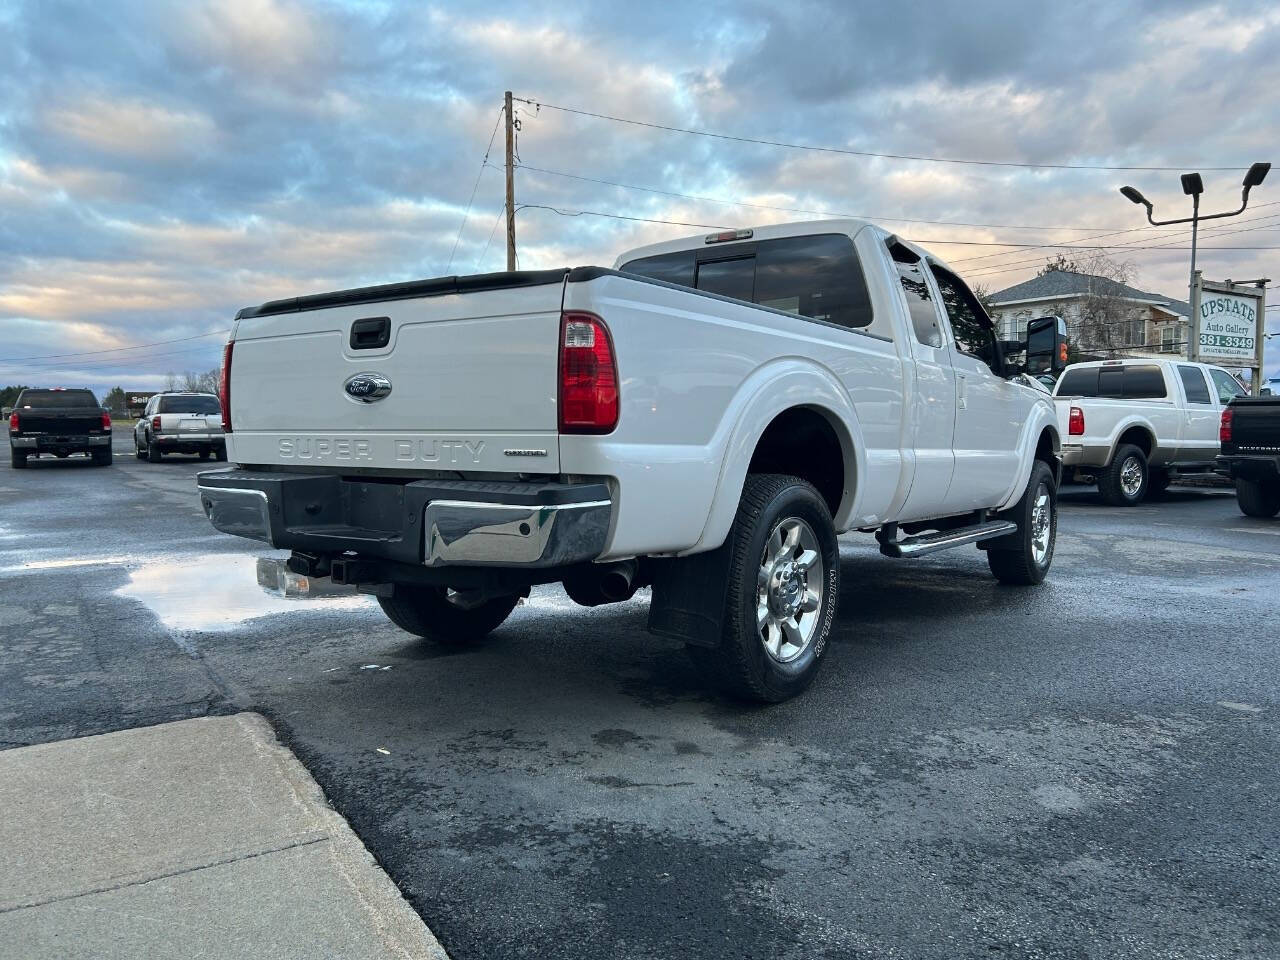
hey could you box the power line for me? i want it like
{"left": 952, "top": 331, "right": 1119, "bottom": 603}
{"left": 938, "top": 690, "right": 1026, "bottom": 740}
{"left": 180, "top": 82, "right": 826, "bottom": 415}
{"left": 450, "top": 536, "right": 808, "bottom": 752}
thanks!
{"left": 445, "top": 106, "right": 505, "bottom": 274}
{"left": 0, "top": 343, "right": 224, "bottom": 371}
{"left": 517, "top": 203, "right": 729, "bottom": 230}
{"left": 513, "top": 162, "right": 1152, "bottom": 233}
{"left": 0, "top": 329, "right": 229, "bottom": 363}
{"left": 513, "top": 96, "right": 1248, "bottom": 173}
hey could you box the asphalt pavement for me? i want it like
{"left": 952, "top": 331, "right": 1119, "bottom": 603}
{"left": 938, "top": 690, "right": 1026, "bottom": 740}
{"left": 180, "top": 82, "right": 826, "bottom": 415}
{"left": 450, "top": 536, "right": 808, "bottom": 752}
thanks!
{"left": 2, "top": 437, "right": 1277, "bottom": 959}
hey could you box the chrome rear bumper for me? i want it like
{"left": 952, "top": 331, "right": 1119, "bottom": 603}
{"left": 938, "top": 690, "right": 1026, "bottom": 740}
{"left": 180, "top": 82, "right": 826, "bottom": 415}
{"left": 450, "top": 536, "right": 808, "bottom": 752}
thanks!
{"left": 196, "top": 470, "right": 611, "bottom": 568}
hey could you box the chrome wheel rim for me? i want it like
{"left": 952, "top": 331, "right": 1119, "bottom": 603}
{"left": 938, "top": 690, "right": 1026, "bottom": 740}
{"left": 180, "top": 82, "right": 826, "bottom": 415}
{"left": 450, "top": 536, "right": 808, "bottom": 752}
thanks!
{"left": 756, "top": 517, "right": 823, "bottom": 664}
{"left": 1119, "top": 456, "right": 1144, "bottom": 497}
{"left": 1030, "top": 483, "right": 1052, "bottom": 567}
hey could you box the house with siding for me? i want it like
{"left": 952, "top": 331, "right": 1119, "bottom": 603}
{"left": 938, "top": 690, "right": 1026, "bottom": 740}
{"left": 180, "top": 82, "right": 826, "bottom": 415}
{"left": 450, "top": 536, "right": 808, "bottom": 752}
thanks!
{"left": 987, "top": 271, "right": 1190, "bottom": 360}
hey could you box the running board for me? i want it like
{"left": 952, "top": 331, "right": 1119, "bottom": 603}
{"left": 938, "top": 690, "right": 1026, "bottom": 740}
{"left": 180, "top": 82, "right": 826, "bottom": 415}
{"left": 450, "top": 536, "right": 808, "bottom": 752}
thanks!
{"left": 878, "top": 520, "right": 1017, "bottom": 559}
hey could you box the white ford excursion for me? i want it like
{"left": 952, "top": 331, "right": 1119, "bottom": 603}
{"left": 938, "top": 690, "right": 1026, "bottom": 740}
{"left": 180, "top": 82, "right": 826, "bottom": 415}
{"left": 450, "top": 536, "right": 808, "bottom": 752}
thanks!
{"left": 199, "top": 220, "right": 1066, "bottom": 701}
{"left": 1052, "top": 358, "right": 1248, "bottom": 505}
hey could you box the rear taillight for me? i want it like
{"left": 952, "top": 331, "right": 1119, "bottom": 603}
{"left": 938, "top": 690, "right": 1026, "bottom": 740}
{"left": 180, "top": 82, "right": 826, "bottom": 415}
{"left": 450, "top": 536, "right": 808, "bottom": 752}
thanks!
{"left": 8, "top": 412, "right": 17, "bottom": 432}
{"left": 1068, "top": 406, "right": 1085, "bottom": 436}
{"left": 220, "top": 340, "right": 234, "bottom": 433}
{"left": 101, "top": 412, "right": 111, "bottom": 430}
{"left": 558, "top": 311, "right": 618, "bottom": 434}
{"left": 152, "top": 416, "right": 161, "bottom": 431}
{"left": 1220, "top": 408, "right": 1233, "bottom": 444}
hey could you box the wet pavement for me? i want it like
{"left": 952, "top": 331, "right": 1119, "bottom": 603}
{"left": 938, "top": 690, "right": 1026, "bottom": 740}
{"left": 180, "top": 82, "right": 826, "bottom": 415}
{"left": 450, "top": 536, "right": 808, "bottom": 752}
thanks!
{"left": 2, "top": 438, "right": 1278, "bottom": 959}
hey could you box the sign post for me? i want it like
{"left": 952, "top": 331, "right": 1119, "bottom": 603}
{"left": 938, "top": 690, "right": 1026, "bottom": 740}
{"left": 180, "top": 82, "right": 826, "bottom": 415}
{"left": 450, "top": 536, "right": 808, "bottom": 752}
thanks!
{"left": 1193, "top": 276, "right": 1269, "bottom": 394}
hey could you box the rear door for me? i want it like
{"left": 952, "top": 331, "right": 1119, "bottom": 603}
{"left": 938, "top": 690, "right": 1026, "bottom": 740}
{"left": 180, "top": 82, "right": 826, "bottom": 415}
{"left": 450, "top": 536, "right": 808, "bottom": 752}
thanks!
{"left": 1175, "top": 364, "right": 1216, "bottom": 460}
{"left": 890, "top": 249, "right": 956, "bottom": 520}
{"left": 228, "top": 278, "right": 567, "bottom": 473}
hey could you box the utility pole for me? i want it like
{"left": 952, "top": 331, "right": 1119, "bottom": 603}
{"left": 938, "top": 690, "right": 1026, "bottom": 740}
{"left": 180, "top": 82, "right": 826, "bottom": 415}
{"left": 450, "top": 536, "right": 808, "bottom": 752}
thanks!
{"left": 504, "top": 90, "right": 516, "bottom": 272}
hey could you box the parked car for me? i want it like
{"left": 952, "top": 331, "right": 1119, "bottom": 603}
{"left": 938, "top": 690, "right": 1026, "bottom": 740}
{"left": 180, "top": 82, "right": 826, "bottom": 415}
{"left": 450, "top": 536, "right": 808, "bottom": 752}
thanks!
{"left": 134, "top": 392, "right": 226, "bottom": 462}
{"left": 1217, "top": 395, "right": 1280, "bottom": 518}
{"left": 1052, "top": 358, "right": 1246, "bottom": 505}
{"left": 197, "top": 219, "right": 1066, "bottom": 702}
{"left": 8, "top": 388, "right": 111, "bottom": 468}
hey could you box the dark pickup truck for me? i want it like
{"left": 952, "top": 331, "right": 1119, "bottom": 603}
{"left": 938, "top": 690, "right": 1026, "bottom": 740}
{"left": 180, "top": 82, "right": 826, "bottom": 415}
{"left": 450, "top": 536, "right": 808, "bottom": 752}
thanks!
{"left": 8, "top": 388, "right": 112, "bottom": 469}
{"left": 1218, "top": 396, "right": 1280, "bottom": 517}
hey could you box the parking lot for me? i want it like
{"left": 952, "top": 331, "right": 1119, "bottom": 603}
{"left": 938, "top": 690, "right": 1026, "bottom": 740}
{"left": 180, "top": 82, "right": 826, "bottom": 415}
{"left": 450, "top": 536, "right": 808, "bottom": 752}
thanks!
{"left": 3, "top": 436, "right": 1278, "bottom": 959}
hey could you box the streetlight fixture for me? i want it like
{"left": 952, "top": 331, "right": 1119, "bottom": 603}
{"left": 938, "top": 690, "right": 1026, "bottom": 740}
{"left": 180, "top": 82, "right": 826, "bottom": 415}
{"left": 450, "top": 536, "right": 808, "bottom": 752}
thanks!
{"left": 1120, "top": 162, "right": 1270, "bottom": 361}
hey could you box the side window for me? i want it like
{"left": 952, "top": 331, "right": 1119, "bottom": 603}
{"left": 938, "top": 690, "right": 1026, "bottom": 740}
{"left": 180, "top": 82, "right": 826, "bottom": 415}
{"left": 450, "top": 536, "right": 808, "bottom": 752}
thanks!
{"left": 696, "top": 256, "right": 755, "bottom": 301}
{"left": 1177, "top": 365, "right": 1212, "bottom": 404}
{"left": 754, "top": 234, "right": 875, "bottom": 329}
{"left": 930, "top": 265, "right": 997, "bottom": 368}
{"left": 892, "top": 255, "right": 943, "bottom": 348}
{"left": 618, "top": 251, "right": 695, "bottom": 288}
{"left": 1209, "top": 368, "right": 1246, "bottom": 404}
{"left": 1123, "top": 365, "right": 1167, "bottom": 399}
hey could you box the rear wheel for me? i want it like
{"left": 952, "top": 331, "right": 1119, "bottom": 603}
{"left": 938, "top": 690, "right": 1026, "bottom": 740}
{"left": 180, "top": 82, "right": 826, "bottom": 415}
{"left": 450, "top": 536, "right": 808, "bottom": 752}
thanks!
{"left": 1235, "top": 477, "right": 1280, "bottom": 518}
{"left": 135, "top": 436, "right": 146, "bottom": 460}
{"left": 215, "top": 447, "right": 228, "bottom": 462}
{"left": 147, "top": 440, "right": 163, "bottom": 463}
{"left": 11, "top": 449, "right": 27, "bottom": 469}
{"left": 92, "top": 448, "right": 112, "bottom": 466}
{"left": 686, "top": 474, "right": 840, "bottom": 703}
{"left": 378, "top": 586, "right": 519, "bottom": 644}
{"left": 199, "top": 449, "right": 211, "bottom": 460}
{"left": 987, "top": 460, "right": 1057, "bottom": 585}
{"left": 1098, "top": 443, "right": 1148, "bottom": 506}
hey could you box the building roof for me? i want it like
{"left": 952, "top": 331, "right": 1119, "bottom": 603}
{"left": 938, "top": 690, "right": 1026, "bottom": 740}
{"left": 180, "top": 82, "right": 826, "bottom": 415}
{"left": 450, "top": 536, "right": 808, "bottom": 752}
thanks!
{"left": 989, "top": 271, "right": 1188, "bottom": 317}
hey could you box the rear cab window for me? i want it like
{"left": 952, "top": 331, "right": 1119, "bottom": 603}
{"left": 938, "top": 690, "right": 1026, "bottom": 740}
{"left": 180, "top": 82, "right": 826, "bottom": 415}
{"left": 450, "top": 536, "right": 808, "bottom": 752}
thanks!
{"left": 1055, "top": 364, "right": 1166, "bottom": 398}
{"left": 16, "top": 389, "right": 99, "bottom": 409}
{"left": 620, "top": 233, "right": 875, "bottom": 332}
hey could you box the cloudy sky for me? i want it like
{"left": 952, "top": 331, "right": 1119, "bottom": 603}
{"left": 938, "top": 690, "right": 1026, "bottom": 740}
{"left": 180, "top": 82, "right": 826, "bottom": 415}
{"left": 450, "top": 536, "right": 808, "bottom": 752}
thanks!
{"left": 2, "top": 0, "right": 1277, "bottom": 398}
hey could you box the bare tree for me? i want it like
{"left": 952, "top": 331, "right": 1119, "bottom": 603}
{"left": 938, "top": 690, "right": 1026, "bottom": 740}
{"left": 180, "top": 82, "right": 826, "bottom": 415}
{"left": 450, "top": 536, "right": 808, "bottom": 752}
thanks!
{"left": 178, "top": 368, "right": 220, "bottom": 393}
{"left": 164, "top": 371, "right": 178, "bottom": 391}
{"left": 1039, "top": 252, "right": 1143, "bottom": 357}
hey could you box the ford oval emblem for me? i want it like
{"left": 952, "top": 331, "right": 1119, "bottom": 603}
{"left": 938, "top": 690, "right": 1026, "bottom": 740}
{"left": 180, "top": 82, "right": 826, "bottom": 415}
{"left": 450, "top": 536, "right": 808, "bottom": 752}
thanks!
{"left": 343, "top": 372, "right": 392, "bottom": 403}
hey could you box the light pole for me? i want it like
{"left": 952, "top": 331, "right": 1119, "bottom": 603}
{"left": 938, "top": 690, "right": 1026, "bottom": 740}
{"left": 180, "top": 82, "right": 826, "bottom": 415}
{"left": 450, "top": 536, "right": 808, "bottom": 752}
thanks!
{"left": 1120, "top": 162, "right": 1269, "bottom": 361}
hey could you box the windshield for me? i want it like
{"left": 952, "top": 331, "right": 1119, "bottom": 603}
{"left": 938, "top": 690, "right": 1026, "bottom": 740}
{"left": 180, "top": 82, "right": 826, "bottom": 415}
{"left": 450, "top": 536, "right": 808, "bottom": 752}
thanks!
{"left": 16, "top": 389, "right": 99, "bottom": 409}
{"left": 157, "top": 395, "right": 220, "bottom": 414}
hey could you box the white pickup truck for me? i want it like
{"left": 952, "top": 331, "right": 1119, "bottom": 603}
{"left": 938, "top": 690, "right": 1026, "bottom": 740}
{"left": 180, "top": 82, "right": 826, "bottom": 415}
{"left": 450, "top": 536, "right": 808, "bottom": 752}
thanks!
{"left": 198, "top": 220, "right": 1066, "bottom": 701}
{"left": 1052, "top": 357, "right": 1247, "bottom": 505}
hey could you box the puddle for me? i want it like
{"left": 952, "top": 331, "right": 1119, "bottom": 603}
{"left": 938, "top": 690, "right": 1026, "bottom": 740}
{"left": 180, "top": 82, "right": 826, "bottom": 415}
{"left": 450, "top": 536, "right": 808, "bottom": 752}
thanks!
{"left": 0, "top": 556, "right": 135, "bottom": 574}
{"left": 114, "top": 553, "right": 373, "bottom": 632}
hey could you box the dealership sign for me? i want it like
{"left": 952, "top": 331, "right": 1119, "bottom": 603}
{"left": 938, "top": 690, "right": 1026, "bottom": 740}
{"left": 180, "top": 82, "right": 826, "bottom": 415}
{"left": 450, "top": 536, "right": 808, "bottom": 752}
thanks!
{"left": 1197, "top": 291, "right": 1257, "bottom": 361}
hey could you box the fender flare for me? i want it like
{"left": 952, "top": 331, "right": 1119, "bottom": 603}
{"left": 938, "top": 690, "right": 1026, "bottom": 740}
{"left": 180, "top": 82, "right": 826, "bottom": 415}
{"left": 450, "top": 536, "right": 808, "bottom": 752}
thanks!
{"left": 686, "top": 359, "right": 866, "bottom": 555}
{"left": 998, "top": 404, "right": 1061, "bottom": 510}
{"left": 1105, "top": 417, "right": 1158, "bottom": 465}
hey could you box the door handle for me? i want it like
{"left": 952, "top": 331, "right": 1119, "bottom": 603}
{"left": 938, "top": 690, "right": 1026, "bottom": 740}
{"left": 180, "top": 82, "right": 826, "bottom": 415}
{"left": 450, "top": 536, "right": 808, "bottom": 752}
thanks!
{"left": 956, "top": 373, "right": 967, "bottom": 409}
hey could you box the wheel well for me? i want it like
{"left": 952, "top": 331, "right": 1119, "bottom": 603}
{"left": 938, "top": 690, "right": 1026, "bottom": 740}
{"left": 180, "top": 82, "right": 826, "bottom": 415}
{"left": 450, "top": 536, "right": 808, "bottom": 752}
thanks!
{"left": 1116, "top": 425, "right": 1154, "bottom": 458}
{"left": 1035, "top": 428, "right": 1058, "bottom": 465}
{"left": 747, "top": 407, "right": 845, "bottom": 515}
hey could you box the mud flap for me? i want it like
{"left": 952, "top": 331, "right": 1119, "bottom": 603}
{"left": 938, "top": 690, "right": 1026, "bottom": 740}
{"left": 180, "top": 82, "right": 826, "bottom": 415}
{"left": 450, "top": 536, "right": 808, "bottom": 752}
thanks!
{"left": 645, "top": 541, "right": 733, "bottom": 648}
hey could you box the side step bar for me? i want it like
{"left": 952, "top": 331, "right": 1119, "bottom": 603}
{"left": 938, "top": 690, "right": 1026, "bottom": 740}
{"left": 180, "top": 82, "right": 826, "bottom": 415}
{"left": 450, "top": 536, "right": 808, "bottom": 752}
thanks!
{"left": 878, "top": 520, "right": 1017, "bottom": 559}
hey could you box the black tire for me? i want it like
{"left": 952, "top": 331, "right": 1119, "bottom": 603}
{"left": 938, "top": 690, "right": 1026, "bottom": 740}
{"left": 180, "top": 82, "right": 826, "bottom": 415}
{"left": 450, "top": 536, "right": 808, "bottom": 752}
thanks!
{"left": 199, "top": 449, "right": 211, "bottom": 460}
{"left": 147, "top": 441, "right": 163, "bottom": 463}
{"left": 1097, "top": 443, "right": 1148, "bottom": 506}
{"left": 10, "top": 449, "right": 26, "bottom": 469}
{"left": 686, "top": 474, "right": 840, "bottom": 703}
{"left": 215, "top": 447, "right": 228, "bottom": 462}
{"left": 92, "top": 448, "right": 112, "bottom": 466}
{"left": 135, "top": 436, "right": 146, "bottom": 459}
{"left": 987, "top": 460, "right": 1057, "bottom": 585}
{"left": 1235, "top": 477, "right": 1280, "bottom": 518}
{"left": 378, "top": 586, "right": 519, "bottom": 643}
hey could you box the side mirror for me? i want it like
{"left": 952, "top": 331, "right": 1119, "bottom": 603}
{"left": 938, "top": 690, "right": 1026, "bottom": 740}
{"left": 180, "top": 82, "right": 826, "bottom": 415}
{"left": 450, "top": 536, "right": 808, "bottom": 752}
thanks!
{"left": 1, "top": 407, "right": 9, "bottom": 419}
{"left": 1025, "top": 315, "right": 1068, "bottom": 376}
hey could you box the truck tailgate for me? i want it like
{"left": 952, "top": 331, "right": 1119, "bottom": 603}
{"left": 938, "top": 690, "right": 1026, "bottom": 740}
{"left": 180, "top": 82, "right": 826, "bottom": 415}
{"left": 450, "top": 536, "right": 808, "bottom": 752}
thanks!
{"left": 228, "top": 274, "right": 566, "bottom": 473}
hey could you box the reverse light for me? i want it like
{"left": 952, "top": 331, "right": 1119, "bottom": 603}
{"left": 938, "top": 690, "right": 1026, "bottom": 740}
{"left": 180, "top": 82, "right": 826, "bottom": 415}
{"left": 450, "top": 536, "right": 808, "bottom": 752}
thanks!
{"left": 220, "top": 340, "right": 234, "bottom": 433}
{"left": 559, "top": 311, "right": 618, "bottom": 434}
{"left": 1220, "top": 407, "right": 1233, "bottom": 444}
{"left": 1068, "top": 406, "right": 1085, "bottom": 436}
